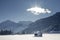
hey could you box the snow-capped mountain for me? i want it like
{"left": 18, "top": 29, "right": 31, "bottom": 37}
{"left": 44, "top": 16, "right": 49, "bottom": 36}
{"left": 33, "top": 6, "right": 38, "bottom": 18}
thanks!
{"left": 0, "top": 20, "right": 32, "bottom": 34}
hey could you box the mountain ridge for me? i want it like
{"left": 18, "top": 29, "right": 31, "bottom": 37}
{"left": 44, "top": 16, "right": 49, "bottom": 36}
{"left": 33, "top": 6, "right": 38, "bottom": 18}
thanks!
{"left": 0, "top": 20, "right": 32, "bottom": 34}
{"left": 24, "top": 12, "right": 60, "bottom": 34}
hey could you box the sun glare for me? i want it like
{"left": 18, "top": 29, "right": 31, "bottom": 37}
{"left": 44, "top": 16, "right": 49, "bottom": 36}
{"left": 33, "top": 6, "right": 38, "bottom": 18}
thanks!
{"left": 27, "top": 6, "right": 51, "bottom": 15}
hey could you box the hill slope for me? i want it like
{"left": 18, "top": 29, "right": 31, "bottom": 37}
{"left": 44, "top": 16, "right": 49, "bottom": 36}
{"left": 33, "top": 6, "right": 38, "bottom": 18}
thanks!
{"left": 0, "top": 20, "right": 32, "bottom": 34}
{"left": 24, "top": 12, "right": 60, "bottom": 33}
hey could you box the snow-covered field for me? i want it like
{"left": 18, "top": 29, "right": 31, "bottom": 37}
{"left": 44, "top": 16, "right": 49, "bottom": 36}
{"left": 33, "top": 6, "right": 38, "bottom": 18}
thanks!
{"left": 0, "top": 34, "right": 60, "bottom": 40}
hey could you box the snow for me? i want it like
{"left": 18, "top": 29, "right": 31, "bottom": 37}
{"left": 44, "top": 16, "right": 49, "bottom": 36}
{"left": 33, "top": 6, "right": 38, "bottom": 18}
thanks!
{"left": 0, "top": 34, "right": 60, "bottom": 40}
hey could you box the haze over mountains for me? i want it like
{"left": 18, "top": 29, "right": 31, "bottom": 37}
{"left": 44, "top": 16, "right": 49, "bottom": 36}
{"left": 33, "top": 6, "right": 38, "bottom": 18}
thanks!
{"left": 0, "top": 12, "right": 60, "bottom": 34}
{"left": 24, "top": 12, "right": 60, "bottom": 34}
{"left": 0, "top": 20, "right": 32, "bottom": 34}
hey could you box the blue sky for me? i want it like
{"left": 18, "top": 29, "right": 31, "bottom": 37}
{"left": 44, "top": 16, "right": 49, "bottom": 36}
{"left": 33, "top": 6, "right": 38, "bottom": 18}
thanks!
{"left": 0, "top": 0, "right": 60, "bottom": 22}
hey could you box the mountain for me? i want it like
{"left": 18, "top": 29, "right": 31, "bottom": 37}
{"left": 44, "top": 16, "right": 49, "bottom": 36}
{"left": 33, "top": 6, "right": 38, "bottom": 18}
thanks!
{"left": 0, "top": 20, "right": 20, "bottom": 33}
{"left": 24, "top": 12, "right": 60, "bottom": 34}
{"left": 18, "top": 21, "right": 32, "bottom": 26}
{"left": 0, "top": 20, "right": 32, "bottom": 34}
{"left": 46, "top": 24, "right": 60, "bottom": 33}
{"left": 17, "top": 21, "right": 32, "bottom": 34}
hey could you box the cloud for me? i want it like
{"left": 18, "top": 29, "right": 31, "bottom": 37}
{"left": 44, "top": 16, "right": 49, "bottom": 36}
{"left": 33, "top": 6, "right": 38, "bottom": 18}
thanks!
{"left": 27, "top": 7, "right": 51, "bottom": 15}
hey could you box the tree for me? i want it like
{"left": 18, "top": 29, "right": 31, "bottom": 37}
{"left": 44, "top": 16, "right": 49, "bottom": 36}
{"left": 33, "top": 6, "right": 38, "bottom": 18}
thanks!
{"left": 0, "top": 30, "right": 13, "bottom": 35}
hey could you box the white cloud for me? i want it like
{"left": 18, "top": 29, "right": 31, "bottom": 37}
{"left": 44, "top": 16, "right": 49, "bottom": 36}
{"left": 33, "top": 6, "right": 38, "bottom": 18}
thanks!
{"left": 27, "top": 7, "right": 51, "bottom": 15}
